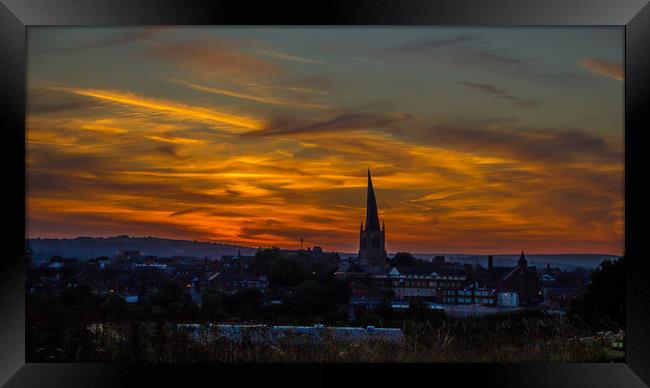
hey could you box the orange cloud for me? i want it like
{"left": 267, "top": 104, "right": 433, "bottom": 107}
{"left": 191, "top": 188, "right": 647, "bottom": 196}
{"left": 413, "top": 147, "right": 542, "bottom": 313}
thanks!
{"left": 52, "top": 86, "right": 264, "bottom": 131}
{"left": 26, "top": 106, "right": 624, "bottom": 255}
{"left": 143, "top": 34, "right": 278, "bottom": 77}
{"left": 580, "top": 58, "right": 624, "bottom": 81}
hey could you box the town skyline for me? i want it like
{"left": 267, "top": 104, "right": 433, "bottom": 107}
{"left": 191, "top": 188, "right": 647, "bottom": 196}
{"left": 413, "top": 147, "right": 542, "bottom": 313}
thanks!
{"left": 27, "top": 27, "right": 624, "bottom": 255}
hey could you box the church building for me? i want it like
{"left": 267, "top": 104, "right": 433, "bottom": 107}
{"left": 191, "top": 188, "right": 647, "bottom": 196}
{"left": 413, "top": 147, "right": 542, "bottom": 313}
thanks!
{"left": 358, "top": 169, "right": 388, "bottom": 268}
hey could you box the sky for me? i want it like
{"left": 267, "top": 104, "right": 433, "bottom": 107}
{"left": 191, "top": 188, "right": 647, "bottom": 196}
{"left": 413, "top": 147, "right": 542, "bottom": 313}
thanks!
{"left": 26, "top": 27, "right": 624, "bottom": 255}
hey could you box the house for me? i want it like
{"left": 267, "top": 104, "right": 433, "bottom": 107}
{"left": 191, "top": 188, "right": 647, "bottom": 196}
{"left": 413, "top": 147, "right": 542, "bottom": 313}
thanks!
{"left": 442, "top": 282, "right": 497, "bottom": 305}
{"left": 479, "top": 251, "right": 541, "bottom": 307}
{"left": 131, "top": 263, "right": 171, "bottom": 297}
{"left": 338, "top": 263, "right": 466, "bottom": 302}
{"left": 541, "top": 286, "right": 582, "bottom": 309}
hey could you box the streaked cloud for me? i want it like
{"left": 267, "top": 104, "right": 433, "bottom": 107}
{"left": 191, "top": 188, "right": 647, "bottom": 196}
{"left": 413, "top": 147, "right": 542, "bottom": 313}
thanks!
{"left": 171, "top": 79, "right": 328, "bottom": 110}
{"left": 247, "top": 112, "right": 412, "bottom": 137}
{"left": 254, "top": 49, "right": 323, "bottom": 64}
{"left": 456, "top": 81, "right": 541, "bottom": 108}
{"left": 53, "top": 86, "right": 264, "bottom": 131}
{"left": 580, "top": 57, "right": 624, "bottom": 81}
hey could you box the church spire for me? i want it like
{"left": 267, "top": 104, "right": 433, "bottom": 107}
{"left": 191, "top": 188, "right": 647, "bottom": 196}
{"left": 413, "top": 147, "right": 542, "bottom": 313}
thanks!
{"left": 365, "top": 169, "right": 381, "bottom": 231}
{"left": 518, "top": 250, "right": 528, "bottom": 269}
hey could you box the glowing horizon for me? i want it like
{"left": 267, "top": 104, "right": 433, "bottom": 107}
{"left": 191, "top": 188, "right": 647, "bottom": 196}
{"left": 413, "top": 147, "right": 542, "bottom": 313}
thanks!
{"left": 27, "top": 27, "right": 624, "bottom": 255}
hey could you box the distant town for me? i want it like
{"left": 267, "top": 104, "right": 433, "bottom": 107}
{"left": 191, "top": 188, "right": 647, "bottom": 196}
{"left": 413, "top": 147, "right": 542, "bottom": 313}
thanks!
{"left": 26, "top": 170, "right": 610, "bottom": 317}
{"left": 26, "top": 170, "right": 624, "bottom": 362}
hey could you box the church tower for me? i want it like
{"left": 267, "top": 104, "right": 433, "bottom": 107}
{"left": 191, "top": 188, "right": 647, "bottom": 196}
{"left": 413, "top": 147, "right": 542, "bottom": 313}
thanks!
{"left": 359, "top": 169, "right": 388, "bottom": 267}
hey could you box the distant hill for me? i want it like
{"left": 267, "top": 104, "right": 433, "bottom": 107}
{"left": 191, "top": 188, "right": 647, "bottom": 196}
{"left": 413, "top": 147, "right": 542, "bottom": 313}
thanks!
{"left": 413, "top": 253, "right": 620, "bottom": 270}
{"left": 28, "top": 236, "right": 258, "bottom": 263}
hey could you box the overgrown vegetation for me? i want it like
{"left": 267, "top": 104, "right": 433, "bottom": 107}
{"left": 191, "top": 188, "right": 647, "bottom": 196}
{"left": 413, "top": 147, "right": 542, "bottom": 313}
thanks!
{"left": 28, "top": 312, "right": 623, "bottom": 363}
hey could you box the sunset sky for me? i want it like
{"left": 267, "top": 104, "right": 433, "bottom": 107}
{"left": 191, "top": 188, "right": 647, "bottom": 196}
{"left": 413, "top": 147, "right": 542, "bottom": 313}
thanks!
{"left": 26, "top": 27, "right": 624, "bottom": 254}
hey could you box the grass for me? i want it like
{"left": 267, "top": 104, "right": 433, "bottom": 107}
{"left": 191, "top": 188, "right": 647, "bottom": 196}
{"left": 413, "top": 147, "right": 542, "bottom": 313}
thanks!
{"left": 65, "top": 314, "right": 624, "bottom": 363}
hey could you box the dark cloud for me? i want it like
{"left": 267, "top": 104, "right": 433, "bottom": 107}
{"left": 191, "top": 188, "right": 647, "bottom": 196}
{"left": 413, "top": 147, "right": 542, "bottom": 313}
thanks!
{"left": 286, "top": 74, "right": 333, "bottom": 92}
{"left": 238, "top": 219, "right": 345, "bottom": 246}
{"left": 29, "top": 99, "right": 98, "bottom": 114}
{"left": 414, "top": 125, "right": 621, "bottom": 164}
{"left": 27, "top": 88, "right": 103, "bottom": 114}
{"left": 457, "top": 81, "right": 542, "bottom": 108}
{"left": 169, "top": 207, "right": 209, "bottom": 217}
{"left": 27, "top": 168, "right": 227, "bottom": 206}
{"left": 453, "top": 50, "right": 597, "bottom": 88}
{"left": 154, "top": 143, "right": 180, "bottom": 158}
{"left": 246, "top": 112, "right": 412, "bottom": 137}
{"left": 462, "top": 50, "right": 533, "bottom": 70}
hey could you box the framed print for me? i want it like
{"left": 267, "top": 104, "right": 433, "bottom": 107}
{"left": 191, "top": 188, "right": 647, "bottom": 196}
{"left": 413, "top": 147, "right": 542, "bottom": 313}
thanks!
{"left": 1, "top": 0, "right": 649, "bottom": 387}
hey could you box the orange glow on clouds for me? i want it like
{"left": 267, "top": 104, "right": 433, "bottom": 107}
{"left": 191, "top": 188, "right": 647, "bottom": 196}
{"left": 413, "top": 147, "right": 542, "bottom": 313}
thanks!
{"left": 26, "top": 28, "right": 624, "bottom": 255}
{"left": 52, "top": 86, "right": 264, "bottom": 131}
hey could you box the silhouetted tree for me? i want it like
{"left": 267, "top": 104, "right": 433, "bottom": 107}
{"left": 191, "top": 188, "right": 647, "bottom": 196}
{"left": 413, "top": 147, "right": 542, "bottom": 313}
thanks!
{"left": 224, "top": 288, "right": 263, "bottom": 319}
{"left": 150, "top": 281, "right": 197, "bottom": 320}
{"left": 308, "top": 261, "right": 335, "bottom": 286}
{"left": 570, "top": 256, "right": 625, "bottom": 330}
{"left": 409, "top": 299, "right": 431, "bottom": 321}
{"left": 375, "top": 300, "right": 394, "bottom": 321}
{"left": 251, "top": 247, "right": 283, "bottom": 276}
{"left": 201, "top": 289, "right": 227, "bottom": 320}
{"left": 98, "top": 294, "right": 127, "bottom": 321}
{"left": 326, "top": 278, "right": 352, "bottom": 304}
{"left": 269, "top": 256, "right": 305, "bottom": 287}
{"left": 290, "top": 281, "right": 336, "bottom": 317}
{"left": 390, "top": 252, "right": 418, "bottom": 267}
{"left": 380, "top": 288, "right": 395, "bottom": 300}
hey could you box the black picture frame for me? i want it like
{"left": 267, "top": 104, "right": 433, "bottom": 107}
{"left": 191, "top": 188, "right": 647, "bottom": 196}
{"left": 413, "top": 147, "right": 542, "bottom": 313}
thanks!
{"left": 1, "top": 0, "right": 649, "bottom": 386}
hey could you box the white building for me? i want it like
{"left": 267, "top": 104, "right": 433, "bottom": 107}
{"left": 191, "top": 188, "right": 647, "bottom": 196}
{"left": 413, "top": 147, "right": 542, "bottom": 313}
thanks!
{"left": 497, "top": 291, "right": 519, "bottom": 307}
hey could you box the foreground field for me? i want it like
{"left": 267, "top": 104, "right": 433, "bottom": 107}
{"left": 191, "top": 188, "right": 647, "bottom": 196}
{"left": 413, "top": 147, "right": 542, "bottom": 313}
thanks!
{"left": 29, "top": 311, "right": 625, "bottom": 363}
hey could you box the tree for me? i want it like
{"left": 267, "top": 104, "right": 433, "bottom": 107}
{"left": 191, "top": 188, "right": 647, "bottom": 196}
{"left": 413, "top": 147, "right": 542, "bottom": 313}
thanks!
{"left": 380, "top": 288, "right": 395, "bottom": 300}
{"left": 326, "top": 278, "right": 352, "bottom": 304}
{"left": 570, "top": 257, "right": 625, "bottom": 329}
{"left": 98, "top": 294, "right": 127, "bottom": 321}
{"left": 150, "top": 281, "right": 197, "bottom": 319}
{"left": 408, "top": 299, "right": 431, "bottom": 321}
{"left": 309, "top": 261, "right": 336, "bottom": 286}
{"left": 224, "top": 288, "right": 263, "bottom": 319}
{"left": 375, "top": 300, "right": 394, "bottom": 321}
{"left": 290, "top": 281, "right": 335, "bottom": 317}
{"left": 151, "top": 282, "right": 185, "bottom": 308}
{"left": 201, "top": 289, "right": 227, "bottom": 320}
{"left": 251, "top": 247, "right": 283, "bottom": 276}
{"left": 269, "top": 257, "right": 305, "bottom": 287}
{"left": 390, "top": 252, "right": 418, "bottom": 267}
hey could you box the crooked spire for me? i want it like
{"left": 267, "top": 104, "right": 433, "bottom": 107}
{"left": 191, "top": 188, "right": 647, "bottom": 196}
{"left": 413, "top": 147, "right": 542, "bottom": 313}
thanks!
{"left": 365, "top": 169, "right": 381, "bottom": 231}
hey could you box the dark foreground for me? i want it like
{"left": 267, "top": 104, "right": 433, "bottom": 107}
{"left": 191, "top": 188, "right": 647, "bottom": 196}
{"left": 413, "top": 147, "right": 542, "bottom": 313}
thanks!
{"left": 29, "top": 313, "right": 624, "bottom": 363}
